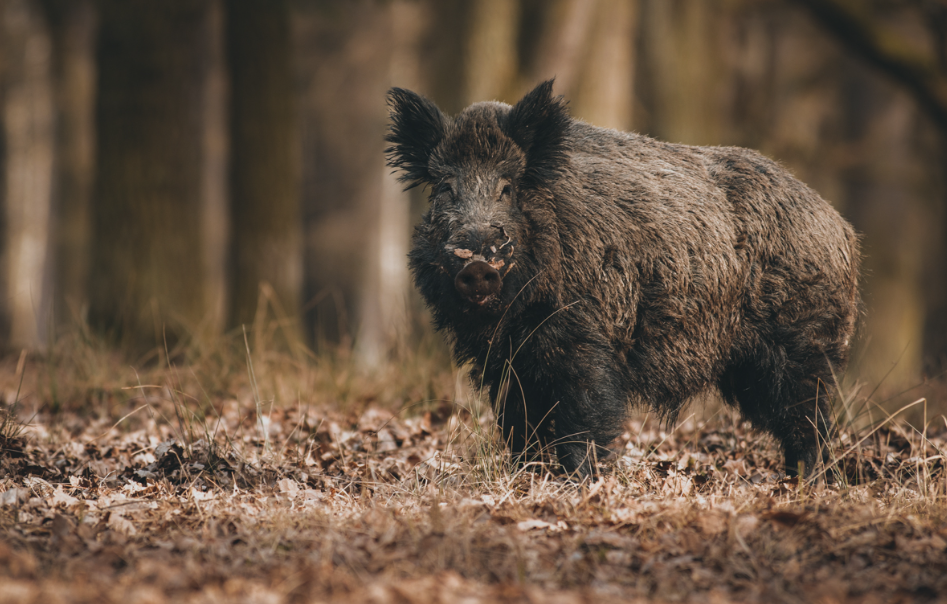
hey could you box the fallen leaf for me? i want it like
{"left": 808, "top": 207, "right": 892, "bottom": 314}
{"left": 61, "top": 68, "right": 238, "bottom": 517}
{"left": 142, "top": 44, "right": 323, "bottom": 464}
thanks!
{"left": 49, "top": 485, "right": 80, "bottom": 508}
{"left": 0, "top": 487, "right": 28, "bottom": 507}
{"left": 107, "top": 513, "right": 137, "bottom": 536}
{"left": 277, "top": 478, "right": 300, "bottom": 497}
{"left": 517, "top": 519, "right": 554, "bottom": 531}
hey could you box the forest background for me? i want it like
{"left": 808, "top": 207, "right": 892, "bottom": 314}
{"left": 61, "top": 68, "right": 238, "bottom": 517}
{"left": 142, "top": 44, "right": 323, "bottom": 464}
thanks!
{"left": 0, "top": 0, "right": 945, "bottom": 403}
{"left": 2, "top": 2, "right": 947, "bottom": 601}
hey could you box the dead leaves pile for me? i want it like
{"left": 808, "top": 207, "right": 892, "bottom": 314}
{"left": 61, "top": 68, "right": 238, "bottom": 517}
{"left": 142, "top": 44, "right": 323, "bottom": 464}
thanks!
{"left": 1, "top": 395, "right": 946, "bottom": 603}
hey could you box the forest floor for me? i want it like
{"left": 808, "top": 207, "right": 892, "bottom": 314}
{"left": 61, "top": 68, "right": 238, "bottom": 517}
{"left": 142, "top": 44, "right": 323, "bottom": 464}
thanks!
{"left": 1, "top": 337, "right": 946, "bottom": 604}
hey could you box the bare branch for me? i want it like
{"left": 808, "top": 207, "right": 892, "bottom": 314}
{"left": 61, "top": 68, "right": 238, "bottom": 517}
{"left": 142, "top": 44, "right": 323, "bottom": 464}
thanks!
{"left": 792, "top": 0, "right": 947, "bottom": 136}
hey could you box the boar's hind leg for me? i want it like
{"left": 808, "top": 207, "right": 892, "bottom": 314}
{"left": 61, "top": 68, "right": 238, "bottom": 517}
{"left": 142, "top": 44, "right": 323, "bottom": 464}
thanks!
{"left": 551, "top": 375, "right": 626, "bottom": 479}
{"left": 720, "top": 351, "right": 834, "bottom": 477}
{"left": 493, "top": 379, "right": 552, "bottom": 466}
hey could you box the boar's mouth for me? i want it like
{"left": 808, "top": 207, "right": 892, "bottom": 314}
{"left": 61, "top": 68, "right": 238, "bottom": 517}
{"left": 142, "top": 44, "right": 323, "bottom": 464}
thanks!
{"left": 452, "top": 251, "right": 512, "bottom": 307}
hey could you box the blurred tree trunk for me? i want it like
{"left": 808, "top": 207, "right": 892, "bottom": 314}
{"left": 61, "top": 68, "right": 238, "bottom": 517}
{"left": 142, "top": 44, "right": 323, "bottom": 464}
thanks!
{"left": 226, "top": 0, "right": 301, "bottom": 336}
{"left": 519, "top": 0, "right": 636, "bottom": 129}
{"left": 526, "top": 0, "right": 596, "bottom": 96}
{"left": 835, "top": 64, "right": 929, "bottom": 387}
{"left": 571, "top": 0, "right": 637, "bottom": 130}
{"left": 0, "top": 0, "right": 55, "bottom": 348}
{"left": 199, "top": 0, "right": 228, "bottom": 340}
{"left": 39, "top": 0, "right": 96, "bottom": 332}
{"left": 0, "top": 0, "right": 9, "bottom": 346}
{"left": 293, "top": 2, "right": 395, "bottom": 351}
{"left": 638, "top": 0, "right": 727, "bottom": 145}
{"left": 414, "top": 0, "right": 467, "bottom": 115}
{"left": 463, "top": 0, "right": 520, "bottom": 104}
{"left": 89, "top": 0, "right": 216, "bottom": 353}
{"left": 355, "top": 0, "right": 426, "bottom": 365}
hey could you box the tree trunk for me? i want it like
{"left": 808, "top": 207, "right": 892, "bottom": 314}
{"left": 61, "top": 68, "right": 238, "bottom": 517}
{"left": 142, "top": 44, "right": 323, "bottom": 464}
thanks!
{"left": 293, "top": 2, "right": 394, "bottom": 351}
{"left": 570, "top": 0, "right": 637, "bottom": 131}
{"left": 226, "top": 0, "right": 301, "bottom": 335}
{"left": 637, "top": 0, "right": 726, "bottom": 145}
{"left": 199, "top": 0, "right": 228, "bottom": 340}
{"left": 89, "top": 0, "right": 215, "bottom": 353}
{"left": 0, "top": 0, "right": 9, "bottom": 347}
{"left": 526, "top": 0, "right": 597, "bottom": 97}
{"left": 353, "top": 0, "right": 429, "bottom": 365}
{"left": 0, "top": 0, "right": 55, "bottom": 349}
{"left": 463, "top": 0, "right": 520, "bottom": 104}
{"left": 40, "top": 0, "right": 96, "bottom": 332}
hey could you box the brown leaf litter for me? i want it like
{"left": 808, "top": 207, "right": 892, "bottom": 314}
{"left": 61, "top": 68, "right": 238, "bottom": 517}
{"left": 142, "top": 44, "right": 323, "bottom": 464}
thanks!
{"left": 1, "top": 368, "right": 946, "bottom": 603}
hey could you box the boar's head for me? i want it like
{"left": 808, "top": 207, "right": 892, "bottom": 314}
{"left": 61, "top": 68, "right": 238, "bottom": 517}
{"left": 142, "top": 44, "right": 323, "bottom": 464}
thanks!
{"left": 386, "top": 81, "right": 570, "bottom": 328}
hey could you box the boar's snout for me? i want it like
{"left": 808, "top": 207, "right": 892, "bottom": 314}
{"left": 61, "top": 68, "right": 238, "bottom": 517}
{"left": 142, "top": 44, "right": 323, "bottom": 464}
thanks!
{"left": 455, "top": 261, "right": 502, "bottom": 305}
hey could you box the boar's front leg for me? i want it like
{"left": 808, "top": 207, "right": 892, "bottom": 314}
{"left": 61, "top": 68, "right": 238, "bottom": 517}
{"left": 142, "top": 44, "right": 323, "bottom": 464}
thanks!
{"left": 549, "top": 358, "right": 626, "bottom": 479}
{"left": 492, "top": 376, "right": 553, "bottom": 466}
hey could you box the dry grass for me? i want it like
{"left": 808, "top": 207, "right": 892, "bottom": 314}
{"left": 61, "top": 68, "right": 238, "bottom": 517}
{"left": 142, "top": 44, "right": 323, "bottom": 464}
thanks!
{"left": 1, "top": 332, "right": 946, "bottom": 603}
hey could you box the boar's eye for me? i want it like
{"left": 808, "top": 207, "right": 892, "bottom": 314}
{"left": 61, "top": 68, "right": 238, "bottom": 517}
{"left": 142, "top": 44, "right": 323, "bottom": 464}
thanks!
{"left": 500, "top": 184, "right": 513, "bottom": 198}
{"left": 436, "top": 182, "right": 454, "bottom": 198}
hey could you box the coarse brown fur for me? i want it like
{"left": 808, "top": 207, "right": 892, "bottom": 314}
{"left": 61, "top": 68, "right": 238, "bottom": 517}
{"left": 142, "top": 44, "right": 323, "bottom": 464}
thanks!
{"left": 386, "top": 81, "right": 860, "bottom": 478}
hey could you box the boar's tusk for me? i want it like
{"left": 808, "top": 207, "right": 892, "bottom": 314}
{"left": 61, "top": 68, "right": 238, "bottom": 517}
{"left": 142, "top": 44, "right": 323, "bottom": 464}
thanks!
{"left": 492, "top": 224, "right": 513, "bottom": 249}
{"left": 454, "top": 249, "right": 474, "bottom": 259}
{"left": 502, "top": 262, "right": 516, "bottom": 277}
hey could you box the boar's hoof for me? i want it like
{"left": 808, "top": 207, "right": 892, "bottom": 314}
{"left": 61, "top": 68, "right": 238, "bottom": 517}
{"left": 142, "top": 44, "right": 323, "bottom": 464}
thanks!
{"left": 455, "top": 261, "right": 501, "bottom": 305}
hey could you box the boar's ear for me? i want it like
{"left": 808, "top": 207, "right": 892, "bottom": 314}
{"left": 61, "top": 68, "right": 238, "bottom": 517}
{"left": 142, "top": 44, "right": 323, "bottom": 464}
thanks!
{"left": 385, "top": 88, "right": 447, "bottom": 190}
{"left": 504, "top": 80, "right": 570, "bottom": 189}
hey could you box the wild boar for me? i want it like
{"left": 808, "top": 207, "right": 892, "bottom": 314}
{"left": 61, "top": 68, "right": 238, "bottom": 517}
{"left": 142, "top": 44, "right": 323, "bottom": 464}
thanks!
{"left": 386, "top": 80, "right": 860, "bottom": 478}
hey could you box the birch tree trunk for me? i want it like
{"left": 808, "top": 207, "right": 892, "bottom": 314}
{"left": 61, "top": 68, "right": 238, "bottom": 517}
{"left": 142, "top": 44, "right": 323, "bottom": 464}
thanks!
{"left": 40, "top": 0, "right": 96, "bottom": 332}
{"left": 294, "top": 2, "right": 393, "bottom": 352}
{"left": 0, "top": 0, "right": 55, "bottom": 349}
